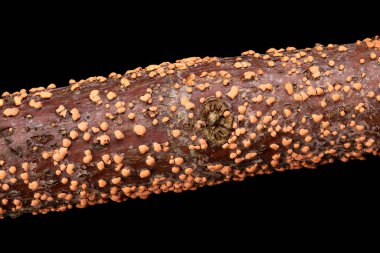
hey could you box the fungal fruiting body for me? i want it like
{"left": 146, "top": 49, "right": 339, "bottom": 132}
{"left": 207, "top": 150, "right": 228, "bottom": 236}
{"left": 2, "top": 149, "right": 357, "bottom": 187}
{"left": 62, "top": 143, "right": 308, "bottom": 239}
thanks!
{"left": 0, "top": 37, "right": 380, "bottom": 218}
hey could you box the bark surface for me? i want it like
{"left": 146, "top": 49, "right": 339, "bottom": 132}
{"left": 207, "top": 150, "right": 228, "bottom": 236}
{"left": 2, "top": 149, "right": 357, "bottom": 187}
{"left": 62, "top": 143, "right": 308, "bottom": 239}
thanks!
{"left": 0, "top": 38, "right": 379, "bottom": 218}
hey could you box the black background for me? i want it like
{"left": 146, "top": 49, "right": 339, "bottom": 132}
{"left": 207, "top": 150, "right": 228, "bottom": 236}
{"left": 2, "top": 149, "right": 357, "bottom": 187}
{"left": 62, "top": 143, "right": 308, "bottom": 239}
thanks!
{"left": 0, "top": 5, "right": 379, "bottom": 248}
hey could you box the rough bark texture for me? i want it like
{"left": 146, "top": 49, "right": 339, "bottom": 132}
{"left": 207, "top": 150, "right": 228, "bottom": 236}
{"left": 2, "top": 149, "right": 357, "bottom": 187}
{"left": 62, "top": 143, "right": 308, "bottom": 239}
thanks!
{"left": 0, "top": 38, "right": 379, "bottom": 219}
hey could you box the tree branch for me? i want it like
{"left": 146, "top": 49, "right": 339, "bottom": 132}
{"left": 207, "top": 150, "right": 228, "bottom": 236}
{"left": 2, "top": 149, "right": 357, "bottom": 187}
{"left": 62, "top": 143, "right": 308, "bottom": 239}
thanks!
{"left": 0, "top": 38, "right": 379, "bottom": 218}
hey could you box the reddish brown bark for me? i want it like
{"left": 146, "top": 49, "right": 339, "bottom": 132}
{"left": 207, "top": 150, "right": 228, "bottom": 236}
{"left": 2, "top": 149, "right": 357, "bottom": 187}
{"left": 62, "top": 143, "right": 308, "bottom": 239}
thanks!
{"left": 0, "top": 38, "right": 379, "bottom": 218}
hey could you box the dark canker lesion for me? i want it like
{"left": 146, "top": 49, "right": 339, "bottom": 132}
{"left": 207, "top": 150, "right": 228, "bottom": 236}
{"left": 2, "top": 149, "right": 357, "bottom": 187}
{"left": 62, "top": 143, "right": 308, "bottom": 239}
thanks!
{"left": 199, "top": 97, "right": 233, "bottom": 145}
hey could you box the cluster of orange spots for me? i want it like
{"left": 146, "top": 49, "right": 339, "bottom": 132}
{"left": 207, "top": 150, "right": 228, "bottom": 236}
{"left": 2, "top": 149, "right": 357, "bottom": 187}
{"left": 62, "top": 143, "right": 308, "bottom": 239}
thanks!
{"left": 367, "top": 91, "right": 376, "bottom": 98}
{"left": 66, "top": 164, "right": 75, "bottom": 175}
{"left": 243, "top": 71, "right": 256, "bottom": 80}
{"left": 140, "top": 93, "right": 153, "bottom": 105}
{"left": 97, "top": 160, "right": 105, "bottom": 171}
{"left": 284, "top": 83, "right": 294, "bottom": 95}
{"left": 293, "top": 92, "right": 309, "bottom": 102}
{"left": 0, "top": 170, "right": 6, "bottom": 180}
{"left": 97, "top": 135, "right": 110, "bottom": 145}
{"left": 172, "top": 129, "right": 181, "bottom": 138}
{"left": 267, "top": 61, "right": 275, "bottom": 67}
{"left": 89, "top": 90, "right": 102, "bottom": 104}
{"left": 39, "top": 91, "right": 53, "bottom": 99}
{"left": 102, "top": 154, "right": 111, "bottom": 165}
{"left": 215, "top": 91, "right": 222, "bottom": 98}
{"left": 227, "top": 86, "right": 239, "bottom": 99}
{"left": 134, "top": 125, "right": 147, "bottom": 136}
{"left": 266, "top": 97, "right": 276, "bottom": 106}
{"left": 3, "top": 107, "right": 19, "bottom": 117}
{"left": 106, "top": 91, "right": 117, "bottom": 100}
{"left": 56, "top": 105, "right": 67, "bottom": 118}
{"left": 115, "top": 101, "right": 126, "bottom": 114}
{"left": 159, "top": 114, "right": 170, "bottom": 124}
{"left": 120, "top": 77, "right": 131, "bottom": 88}
{"left": 338, "top": 45, "right": 348, "bottom": 52}
{"left": 13, "top": 90, "right": 28, "bottom": 106}
{"left": 99, "top": 121, "right": 109, "bottom": 131}
{"left": 309, "top": 66, "right": 321, "bottom": 79}
{"left": 28, "top": 181, "right": 39, "bottom": 191}
{"left": 331, "top": 93, "right": 341, "bottom": 102}
{"left": 195, "top": 83, "right": 208, "bottom": 91}
{"left": 127, "top": 112, "right": 136, "bottom": 120}
{"left": 114, "top": 130, "right": 124, "bottom": 140}
{"left": 139, "top": 169, "right": 151, "bottom": 178}
{"left": 62, "top": 139, "right": 72, "bottom": 148}
{"left": 70, "top": 108, "right": 81, "bottom": 121}
{"left": 353, "top": 83, "right": 362, "bottom": 91}
{"left": 282, "top": 138, "right": 293, "bottom": 146}
{"left": 150, "top": 142, "right": 160, "bottom": 152}
{"left": 139, "top": 145, "right": 149, "bottom": 154}
{"left": 281, "top": 108, "right": 292, "bottom": 118}
{"left": 42, "top": 151, "right": 51, "bottom": 160}
{"left": 180, "top": 96, "right": 195, "bottom": 110}
{"left": 78, "top": 121, "right": 89, "bottom": 132}
{"left": 356, "top": 125, "right": 365, "bottom": 131}
{"left": 98, "top": 179, "right": 107, "bottom": 188}
{"left": 112, "top": 154, "right": 124, "bottom": 167}
{"left": 299, "top": 129, "right": 309, "bottom": 137}
{"left": 83, "top": 132, "right": 91, "bottom": 141}
{"left": 52, "top": 147, "right": 68, "bottom": 163}
{"left": 270, "top": 144, "right": 279, "bottom": 150}
{"left": 233, "top": 61, "right": 251, "bottom": 69}
{"left": 83, "top": 150, "right": 93, "bottom": 164}
{"left": 355, "top": 103, "right": 365, "bottom": 113}
{"left": 146, "top": 156, "right": 155, "bottom": 166}
{"left": 312, "top": 114, "right": 323, "bottom": 123}
{"left": 29, "top": 99, "right": 43, "bottom": 109}
{"left": 70, "top": 82, "right": 81, "bottom": 92}
{"left": 258, "top": 83, "right": 273, "bottom": 91}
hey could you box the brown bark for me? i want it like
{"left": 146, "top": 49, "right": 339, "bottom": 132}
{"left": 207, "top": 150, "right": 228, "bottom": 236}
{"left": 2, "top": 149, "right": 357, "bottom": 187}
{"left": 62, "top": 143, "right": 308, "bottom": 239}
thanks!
{"left": 0, "top": 38, "right": 379, "bottom": 218}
